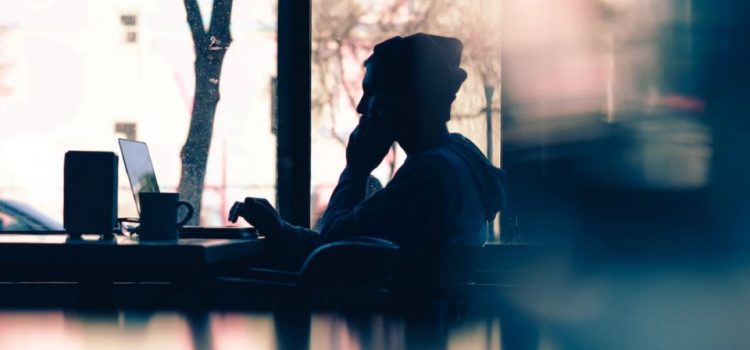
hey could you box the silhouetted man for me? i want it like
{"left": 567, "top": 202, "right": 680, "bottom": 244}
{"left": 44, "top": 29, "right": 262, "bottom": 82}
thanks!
{"left": 229, "top": 33, "right": 506, "bottom": 263}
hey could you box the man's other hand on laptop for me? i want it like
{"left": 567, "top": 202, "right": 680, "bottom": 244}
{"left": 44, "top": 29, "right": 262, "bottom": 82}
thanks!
{"left": 228, "top": 198, "right": 283, "bottom": 237}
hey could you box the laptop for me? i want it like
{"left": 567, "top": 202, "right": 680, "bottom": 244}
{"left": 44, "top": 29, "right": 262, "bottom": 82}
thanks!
{"left": 118, "top": 138, "right": 256, "bottom": 239}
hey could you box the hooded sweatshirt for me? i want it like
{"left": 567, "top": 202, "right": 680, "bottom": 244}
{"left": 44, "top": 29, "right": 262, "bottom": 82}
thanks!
{"left": 316, "top": 133, "right": 506, "bottom": 251}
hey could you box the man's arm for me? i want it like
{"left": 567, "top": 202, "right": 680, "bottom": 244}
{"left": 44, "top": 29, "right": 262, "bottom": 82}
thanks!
{"left": 317, "top": 166, "right": 370, "bottom": 241}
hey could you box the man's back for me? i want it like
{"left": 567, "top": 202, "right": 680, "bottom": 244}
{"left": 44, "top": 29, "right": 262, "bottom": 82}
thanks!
{"left": 319, "top": 133, "right": 505, "bottom": 250}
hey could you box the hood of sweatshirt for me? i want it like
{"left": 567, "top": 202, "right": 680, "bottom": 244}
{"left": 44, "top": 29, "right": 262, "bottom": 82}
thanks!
{"left": 444, "top": 133, "right": 507, "bottom": 220}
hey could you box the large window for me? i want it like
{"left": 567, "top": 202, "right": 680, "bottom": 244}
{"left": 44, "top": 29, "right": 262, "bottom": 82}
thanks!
{"left": 1, "top": 0, "right": 738, "bottom": 246}
{"left": 0, "top": 0, "right": 277, "bottom": 229}
{"left": 311, "top": 0, "right": 503, "bottom": 237}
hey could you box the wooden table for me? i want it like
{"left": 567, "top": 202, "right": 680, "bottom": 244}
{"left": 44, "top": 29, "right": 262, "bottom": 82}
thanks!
{"left": 0, "top": 233, "right": 264, "bottom": 282}
{"left": 0, "top": 233, "right": 266, "bottom": 308}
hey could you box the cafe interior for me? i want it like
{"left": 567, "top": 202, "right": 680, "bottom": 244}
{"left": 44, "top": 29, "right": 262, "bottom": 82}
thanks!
{"left": 1, "top": 0, "right": 749, "bottom": 349}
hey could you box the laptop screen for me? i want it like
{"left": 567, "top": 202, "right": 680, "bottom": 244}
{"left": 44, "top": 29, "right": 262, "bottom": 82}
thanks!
{"left": 118, "top": 139, "right": 160, "bottom": 214}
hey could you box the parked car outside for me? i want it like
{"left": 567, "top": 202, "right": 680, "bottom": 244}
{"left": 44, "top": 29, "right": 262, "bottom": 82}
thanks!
{"left": 0, "top": 199, "right": 63, "bottom": 232}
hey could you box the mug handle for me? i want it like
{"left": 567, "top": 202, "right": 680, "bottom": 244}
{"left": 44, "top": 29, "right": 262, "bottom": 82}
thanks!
{"left": 176, "top": 201, "right": 194, "bottom": 227}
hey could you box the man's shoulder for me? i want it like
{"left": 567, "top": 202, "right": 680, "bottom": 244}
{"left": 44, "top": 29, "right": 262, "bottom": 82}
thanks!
{"left": 401, "top": 147, "right": 454, "bottom": 170}
{"left": 390, "top": 147, "right": 459, "bottom": 187}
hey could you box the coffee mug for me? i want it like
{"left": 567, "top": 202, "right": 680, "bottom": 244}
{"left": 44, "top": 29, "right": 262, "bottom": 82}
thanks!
{"left": 138, "top": 192, "right": 193, "bottom": 240}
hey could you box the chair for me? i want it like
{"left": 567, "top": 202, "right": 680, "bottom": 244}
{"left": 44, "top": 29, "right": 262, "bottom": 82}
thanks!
{"left": 214, "top": 236, "right": 402, "bottom": 307}
{"left": 214, "top": 235, "right": 480, "bottom": 313}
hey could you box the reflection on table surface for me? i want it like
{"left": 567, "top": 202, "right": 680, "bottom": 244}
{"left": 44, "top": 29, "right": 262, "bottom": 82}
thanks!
{"left": 0, "top": 234, "right": 257, "bottom": 246}
{"left": 0, "top": 311, "right": 519, "bottom": 350}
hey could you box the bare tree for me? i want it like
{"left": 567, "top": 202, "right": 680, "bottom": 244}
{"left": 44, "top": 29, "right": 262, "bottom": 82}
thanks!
{"left": 178, "top": 0, "right": 233, "bottom": 224}
{"left": 312, "top": 0, "right": 366, "bottom": 146}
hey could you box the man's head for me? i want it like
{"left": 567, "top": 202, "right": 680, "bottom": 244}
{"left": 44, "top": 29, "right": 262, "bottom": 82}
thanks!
{"left": 357, "top": 33, "right": 467, "bottom": 151}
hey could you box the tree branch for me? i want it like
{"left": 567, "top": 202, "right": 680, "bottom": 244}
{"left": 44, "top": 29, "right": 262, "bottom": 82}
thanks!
{"left": 404, "top": 0, "right": 440, "bottom": 33}
{"left": 184, "top": 0, "right": 205, "bottom": 45}
{"left": 209, "top": 0, "right": 234, "bottom": 45}
{"left": 337, "top": 43, "right": 361, "bottom": 112}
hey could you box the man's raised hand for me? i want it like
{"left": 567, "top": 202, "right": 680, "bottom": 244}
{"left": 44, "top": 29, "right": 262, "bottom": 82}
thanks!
{"left": 346, "top": 112, "right": 394, "bottom": 174}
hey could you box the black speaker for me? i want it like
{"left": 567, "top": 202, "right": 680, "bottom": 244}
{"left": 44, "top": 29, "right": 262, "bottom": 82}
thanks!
{"left": 64, "top": 151, "right": 118, "bottom": 236}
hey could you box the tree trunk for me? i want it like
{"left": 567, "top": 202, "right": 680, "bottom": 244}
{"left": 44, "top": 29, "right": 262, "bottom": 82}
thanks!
{"left": 178, "top": 0, "right": 233, "bottom": 225}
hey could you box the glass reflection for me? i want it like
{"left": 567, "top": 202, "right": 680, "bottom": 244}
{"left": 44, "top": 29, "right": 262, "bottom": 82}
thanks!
{"left": 0, "top": 311, "right": 514, "bottom": 350}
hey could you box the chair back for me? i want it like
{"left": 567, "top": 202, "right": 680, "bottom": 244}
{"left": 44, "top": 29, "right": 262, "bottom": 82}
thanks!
{"left": 299, "top": 236, "right": 402, "bottom": 290}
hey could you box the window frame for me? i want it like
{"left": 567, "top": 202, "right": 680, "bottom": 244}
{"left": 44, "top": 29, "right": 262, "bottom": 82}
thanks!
{"left": 276, "top": 0, "right": 312, "bottom": 228}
